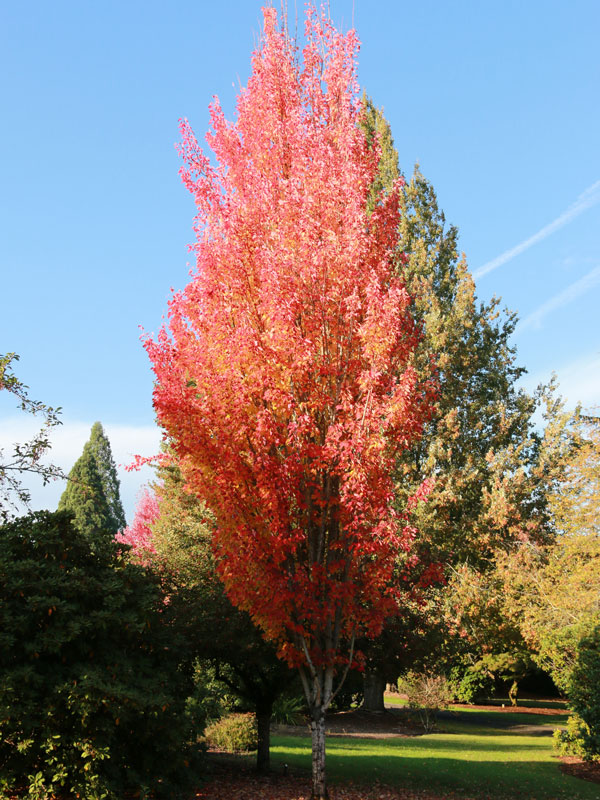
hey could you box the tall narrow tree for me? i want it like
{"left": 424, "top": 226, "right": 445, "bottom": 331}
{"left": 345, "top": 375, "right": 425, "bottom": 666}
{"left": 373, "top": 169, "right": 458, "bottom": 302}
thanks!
{"left": 59, "top": 422, "right": 125, "bottom": 544}
{"left": 146, "top": 9, "right": 434, "bottom": 797}
{"left": 86, "top": 422, "right": 126, "bottom": 532}
{"left": 358, "top": 102, "right": 548, "bottom": 708}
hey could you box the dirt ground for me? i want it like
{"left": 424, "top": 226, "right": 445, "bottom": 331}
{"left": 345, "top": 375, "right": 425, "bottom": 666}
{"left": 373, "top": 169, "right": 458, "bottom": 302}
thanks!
{"left": 193, "top": 771, "right": 489, "bottom": 799}
{"left": 273, "top": 706, "right": 423, "bottom": 739}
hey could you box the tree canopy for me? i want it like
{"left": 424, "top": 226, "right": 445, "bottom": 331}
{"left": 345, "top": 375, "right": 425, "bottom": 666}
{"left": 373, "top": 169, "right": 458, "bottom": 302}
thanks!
{"left": 145, "top": 8, "right": 434, "bottom": 796}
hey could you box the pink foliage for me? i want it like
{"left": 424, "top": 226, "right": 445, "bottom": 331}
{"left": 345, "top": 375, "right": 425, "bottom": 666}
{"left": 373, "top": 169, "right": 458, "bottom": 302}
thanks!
{"left": 116, "top": 488, "right": 159, "bottom": 566}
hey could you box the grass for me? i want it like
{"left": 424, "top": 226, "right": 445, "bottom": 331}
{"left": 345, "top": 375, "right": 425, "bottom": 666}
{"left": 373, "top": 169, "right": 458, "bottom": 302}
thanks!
{"left": 477, "top": 698, "right": 569, "bottom": 711}
{"left": 384, "top": 693, "right": 570, "bottom": 727}
{"left": 384, "top": 693, "right": 568, "bottom": 713}
{"left": 268, "top": 707, "right": 599, "bottom": 799}
{"left": 438, "top": 709, "right": 570, "bottom": 732}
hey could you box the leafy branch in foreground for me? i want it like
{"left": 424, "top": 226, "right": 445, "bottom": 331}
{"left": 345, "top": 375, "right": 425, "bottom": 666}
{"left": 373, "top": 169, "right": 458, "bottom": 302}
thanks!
{"left": 0, "top": 353, "right": 65, "bottom": 521}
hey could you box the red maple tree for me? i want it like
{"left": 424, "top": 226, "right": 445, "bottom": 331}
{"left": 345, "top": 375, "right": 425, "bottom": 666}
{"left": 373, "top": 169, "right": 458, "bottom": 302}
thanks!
{"left": 146, "top": 7, "right": 434, "bottom": 797}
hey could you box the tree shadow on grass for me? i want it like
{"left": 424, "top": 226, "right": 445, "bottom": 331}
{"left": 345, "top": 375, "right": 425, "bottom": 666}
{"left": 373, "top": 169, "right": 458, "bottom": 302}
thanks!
{"left": 269, "top": 734, "right": 599, "bottom": 800}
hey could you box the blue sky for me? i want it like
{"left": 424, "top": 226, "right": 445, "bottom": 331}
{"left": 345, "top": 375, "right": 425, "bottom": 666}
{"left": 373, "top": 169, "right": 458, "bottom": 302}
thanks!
{"left": 1, "top": 0, "right": 598, "bottom": 523}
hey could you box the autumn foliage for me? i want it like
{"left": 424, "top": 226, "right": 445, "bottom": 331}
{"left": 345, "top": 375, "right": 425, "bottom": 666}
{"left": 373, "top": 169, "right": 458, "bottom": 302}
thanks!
{"left": 116, "top": 486, "right": 159, "bottom": 565}
{"left": 146, "top": 7, "right": 433, "bottom": 678}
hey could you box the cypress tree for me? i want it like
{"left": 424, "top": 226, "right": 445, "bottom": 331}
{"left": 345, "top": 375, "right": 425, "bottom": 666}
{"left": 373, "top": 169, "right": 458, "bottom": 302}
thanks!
{"left": 361, "top": 97, "right": 545, "bottom": 564}
{"left": 87, "top": 422, "right": 126, "bottom": 532}
{"left": 58, "top": 422, "right": 125, "bottom": 543}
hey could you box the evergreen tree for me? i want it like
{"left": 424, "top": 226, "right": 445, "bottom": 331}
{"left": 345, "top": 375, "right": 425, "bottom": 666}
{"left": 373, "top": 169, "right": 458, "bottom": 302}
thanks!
{"left": 359, "top": 101, "right": 548, "bottom": 707}
{"left": 396, "top": 165, "right": 543, "bottom": 564}
{"left": 58, "top": 422, "right": 125, "bottom": 544}
{"left": 87, "top": 422, "right": 126, "bottom": 532}
{"left": 361, "top": 94, "right": 400, "bottom": 216}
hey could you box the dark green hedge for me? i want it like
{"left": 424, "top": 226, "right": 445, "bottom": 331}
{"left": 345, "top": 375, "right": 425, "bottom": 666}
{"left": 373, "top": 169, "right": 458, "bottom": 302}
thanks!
{"left": 0, "top": 510, "right": 201, "bottom": 798}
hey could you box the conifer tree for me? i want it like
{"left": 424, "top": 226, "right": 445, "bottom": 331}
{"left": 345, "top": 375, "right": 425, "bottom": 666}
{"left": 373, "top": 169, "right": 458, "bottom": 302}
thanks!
{"left": 359, "top": 101, "right": 548, "bottom": 707}
{"left": 58, "top": 422, "right": 125, "bottom": 544}
{"left": 87, "top": 422, "right": 126, "bottom": 532}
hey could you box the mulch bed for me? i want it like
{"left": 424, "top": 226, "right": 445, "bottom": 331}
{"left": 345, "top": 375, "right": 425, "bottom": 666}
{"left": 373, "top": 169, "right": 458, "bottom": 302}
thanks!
{"left": 194, "top": 767, "right": 484, "bottom": 799}
{"left": 559, "top": 756, "right": 600, "bottom": 785}
{"left": 274, "top": 707, "right": 423, "bottom": 739}
{"left": 456, "top": 703, "right": 566, "bottom": 716}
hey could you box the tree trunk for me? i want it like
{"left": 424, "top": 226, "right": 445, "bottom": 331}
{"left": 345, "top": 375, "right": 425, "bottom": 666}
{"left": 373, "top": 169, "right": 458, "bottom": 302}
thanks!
{"left": 362, "top": 669, "right": 386, "bottom": 712}
{"left": 256, "top": 703, "right": 272, "bottom": 774}
{"left": 310, "top": 710, "right": 328, "bottom": 799}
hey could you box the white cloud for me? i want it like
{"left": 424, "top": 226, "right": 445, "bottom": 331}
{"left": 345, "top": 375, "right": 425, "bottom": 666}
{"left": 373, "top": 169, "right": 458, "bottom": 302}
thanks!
{"left": 553, "top": 353, "right": 600, "bottom": 411}
{"left": 474, "top": 180, "right": 600, "bottom": 280}
{"left": 0, "top": 417, "right": 162, "bottom": 525}
{"left": 521, "top": 351, "right": 600, "bottom": 412}
{"left": 517, "top": 265, "right": 600, "bottom": 333}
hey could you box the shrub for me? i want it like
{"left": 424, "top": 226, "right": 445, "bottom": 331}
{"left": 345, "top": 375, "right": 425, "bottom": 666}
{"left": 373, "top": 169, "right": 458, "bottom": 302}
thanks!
{"left": 448, "top": 664, "right": 494, "bottom": 704}
{"left": 0, "top": 511, "right": 200, "bottom": 799}
{"left": 398, "top": 672, "right": 453, "bottom": 732}
{"left": 272, "top": 694, "right": 306, "bottom": 725}
{"left": 553, "top": 713, "right": 592, "bottom": 760}
{"left": 204, "top": 713, "right": 258, "bottom": 752}
{"left": 557, "top": 625, "right": 600, "bottom": 761}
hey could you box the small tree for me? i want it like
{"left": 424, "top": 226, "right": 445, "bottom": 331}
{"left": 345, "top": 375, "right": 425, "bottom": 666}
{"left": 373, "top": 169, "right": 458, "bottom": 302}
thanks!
{"left": 146, "top": 8, "right": 433, "bottom": 797}
{"left": 399, "top": 672, "right": 453, "bottom": 732}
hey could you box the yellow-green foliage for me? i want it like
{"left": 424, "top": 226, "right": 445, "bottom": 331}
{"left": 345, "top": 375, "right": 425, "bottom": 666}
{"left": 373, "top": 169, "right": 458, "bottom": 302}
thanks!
{"left": 553, "top": 713, "right": 592, "bottom": 760}
{"left": 204, "top": 713, "right": 258, "bottom": 753}
{"left": 497, "top": 412, "right": 600, "bottom": 689}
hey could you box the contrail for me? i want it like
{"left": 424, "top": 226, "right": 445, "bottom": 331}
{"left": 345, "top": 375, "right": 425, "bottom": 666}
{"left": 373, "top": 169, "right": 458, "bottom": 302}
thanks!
{"left": 474, "top": 180, "right": 600, "bottom": 280}
{"left": 517, "top": 265, "right": 600, "bottom": 333}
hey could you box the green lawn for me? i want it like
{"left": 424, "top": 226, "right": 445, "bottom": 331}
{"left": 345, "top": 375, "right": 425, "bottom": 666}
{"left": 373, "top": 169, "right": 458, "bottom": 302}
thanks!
{"left": 474, "top": 698, "right": 569, "bottom": 711}
{"left": 269, "top": 708, "right": 598, "bottom": 799}
{"left": 384, "top": 693, "right": 568, "bottom": 714}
